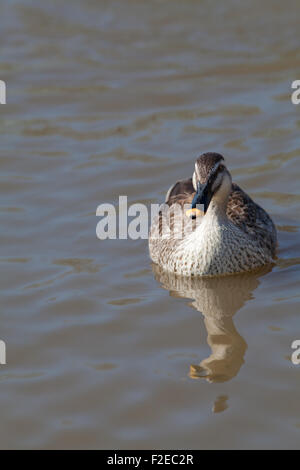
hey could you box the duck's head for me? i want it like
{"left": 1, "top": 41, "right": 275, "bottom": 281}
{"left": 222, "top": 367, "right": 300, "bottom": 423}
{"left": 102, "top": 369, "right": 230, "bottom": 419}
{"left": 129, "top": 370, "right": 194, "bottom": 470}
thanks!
{"left": 189, "top": 152, "right": 232, "bottom": 218}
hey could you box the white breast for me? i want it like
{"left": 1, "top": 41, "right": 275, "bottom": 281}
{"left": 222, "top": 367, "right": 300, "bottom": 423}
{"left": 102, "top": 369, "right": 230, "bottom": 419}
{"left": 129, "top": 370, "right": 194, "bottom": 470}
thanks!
{"left": 165, "top": 214, "right": 271, "bottom": 276}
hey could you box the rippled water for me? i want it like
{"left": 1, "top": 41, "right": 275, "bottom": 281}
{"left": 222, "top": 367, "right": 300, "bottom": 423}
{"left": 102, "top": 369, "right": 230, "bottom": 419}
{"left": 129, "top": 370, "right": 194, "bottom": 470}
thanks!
{"left": 1, "top": 0, "right": 300, "bottom": 449}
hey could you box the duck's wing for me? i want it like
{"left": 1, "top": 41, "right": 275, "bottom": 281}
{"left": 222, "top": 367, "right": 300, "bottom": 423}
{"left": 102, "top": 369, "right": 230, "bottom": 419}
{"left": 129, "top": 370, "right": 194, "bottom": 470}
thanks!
{"left": 149, "top": 178, "right": 202, "bottom": 263}
{"left": 163, "top": 177, "right": 203, "bottom": 236}
{"left": 227, "top": 183, "right": 277, "bottom": 257}
{"left": 165, "top": 177, "right": 195, "bottom": 206}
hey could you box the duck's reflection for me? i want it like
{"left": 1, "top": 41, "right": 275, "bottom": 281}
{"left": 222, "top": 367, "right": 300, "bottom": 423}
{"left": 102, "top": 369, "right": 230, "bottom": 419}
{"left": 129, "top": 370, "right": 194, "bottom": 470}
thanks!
{"left": 152, "top": 264, "right": 272, "bottom": 383}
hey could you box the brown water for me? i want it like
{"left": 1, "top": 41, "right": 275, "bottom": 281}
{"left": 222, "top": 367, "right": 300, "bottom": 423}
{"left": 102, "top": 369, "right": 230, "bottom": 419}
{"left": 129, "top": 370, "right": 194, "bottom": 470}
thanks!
{"left": 1, "top": 0, "right": 300, "bottom": 450}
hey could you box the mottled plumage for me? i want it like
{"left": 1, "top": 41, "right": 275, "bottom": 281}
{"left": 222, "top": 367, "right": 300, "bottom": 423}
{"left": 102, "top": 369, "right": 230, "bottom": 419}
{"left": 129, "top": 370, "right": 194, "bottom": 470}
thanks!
{"left": 149, "top": 153, "right": 277, "bottom": 276}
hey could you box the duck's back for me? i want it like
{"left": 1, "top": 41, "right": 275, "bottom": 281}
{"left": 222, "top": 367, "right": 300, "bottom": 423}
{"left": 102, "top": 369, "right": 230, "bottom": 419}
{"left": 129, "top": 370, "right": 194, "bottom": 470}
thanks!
{"left": 227, "top": 183, "right": 277, "bottom": 258}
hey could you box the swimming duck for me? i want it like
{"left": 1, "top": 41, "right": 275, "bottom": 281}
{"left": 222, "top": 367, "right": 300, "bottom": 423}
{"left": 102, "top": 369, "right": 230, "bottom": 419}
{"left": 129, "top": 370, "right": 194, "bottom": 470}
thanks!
{"left": 149, "top": 152, "right": 277, "bottom": 276}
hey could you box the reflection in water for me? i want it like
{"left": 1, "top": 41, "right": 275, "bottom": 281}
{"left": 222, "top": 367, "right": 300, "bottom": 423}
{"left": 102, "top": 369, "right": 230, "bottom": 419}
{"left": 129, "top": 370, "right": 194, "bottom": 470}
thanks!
{"left": 152, "top": 265, "right": 272, "bottom": 383}
{"left": 213, "top": 395, "right": 228, "bottom": 414}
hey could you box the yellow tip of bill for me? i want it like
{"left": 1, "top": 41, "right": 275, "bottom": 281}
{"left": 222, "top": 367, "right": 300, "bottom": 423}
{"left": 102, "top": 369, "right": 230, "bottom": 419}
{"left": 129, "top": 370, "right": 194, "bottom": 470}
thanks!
{"left": 186, "top": 208, "right": 202, "bottom": 218}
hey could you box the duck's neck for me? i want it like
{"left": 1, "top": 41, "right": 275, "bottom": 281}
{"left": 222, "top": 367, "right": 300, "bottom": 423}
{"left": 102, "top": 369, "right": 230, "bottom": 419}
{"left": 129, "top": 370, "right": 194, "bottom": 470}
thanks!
{"left": 205, "top": 192, "right": 229, "bottom": 224}
{"left": 203, "top": 172, "right": 232, "bottom": 224}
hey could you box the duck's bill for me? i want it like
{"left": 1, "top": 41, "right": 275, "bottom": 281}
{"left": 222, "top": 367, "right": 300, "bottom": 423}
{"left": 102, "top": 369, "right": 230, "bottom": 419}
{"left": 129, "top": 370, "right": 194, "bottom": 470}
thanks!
{"left": 185, "top": 207, "right": 202, "bottom": 219}
{"left": 190, "top": 181, "right": 212, "bottom": 214}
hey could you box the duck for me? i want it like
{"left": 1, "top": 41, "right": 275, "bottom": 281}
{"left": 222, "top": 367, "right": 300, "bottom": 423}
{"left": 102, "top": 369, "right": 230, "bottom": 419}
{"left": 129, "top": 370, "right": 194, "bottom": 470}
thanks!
{"left": 149, "top": 152, "right": 277, "bottom": 276}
